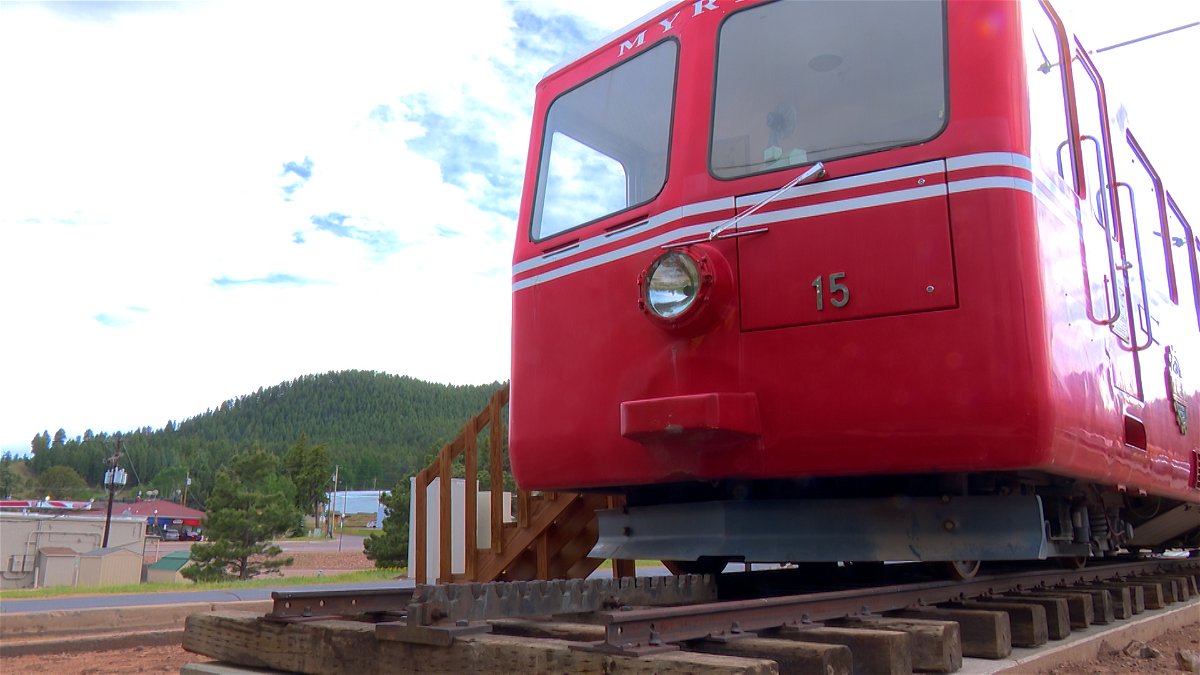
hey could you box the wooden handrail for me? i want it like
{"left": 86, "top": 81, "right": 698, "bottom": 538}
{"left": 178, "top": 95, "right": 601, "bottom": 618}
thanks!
{"left": 411, "top": 384, "right": 634, "bottom": 584}
{"left": 413, "top": 384, "right": 511, "bottom": 584}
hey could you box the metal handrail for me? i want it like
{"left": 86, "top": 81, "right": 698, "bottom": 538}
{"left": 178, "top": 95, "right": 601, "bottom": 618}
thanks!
{"left": 1080, "top": 135, "right": 1122, "bottom": 327}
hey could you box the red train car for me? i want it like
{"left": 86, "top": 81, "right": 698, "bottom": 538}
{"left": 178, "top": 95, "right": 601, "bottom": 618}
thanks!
{"left": 509, "top": 0, "right": 1199, "bottom": 574}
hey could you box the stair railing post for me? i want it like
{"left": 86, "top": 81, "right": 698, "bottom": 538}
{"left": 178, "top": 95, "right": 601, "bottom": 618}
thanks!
{"left": 438, "top": 447, "right": 453, "bottom": 583}
{"left": 518, "top": 489, "right": 531, "bottom": 529}
{"left": 464, "top": 418, "right": 478, "bottom": 580}
{"left": 489, "top": 391, "right": 504, "bottom": 554}
{"left": 490, "top": 387, "right": 506, "bottom": 555}
{"left": 414, "top": 469, "right": 428, "bottom": 584}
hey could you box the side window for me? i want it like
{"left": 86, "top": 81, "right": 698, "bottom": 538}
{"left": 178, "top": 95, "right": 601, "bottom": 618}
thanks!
{"left": 540, "top": 134, "right": 627, "bottom": 232}
{"left": 1022, "top": 0, "right": 1075, "bottom": 190}
{"left": 1126, "top": 135, "right": 1176, "bottom": 304}
{"left": 1166, "top": 200, "right": 1200, "bottom": 331}
{"left": 710, "top": 0, "right": 946, "bottom": 179}
{"left": 530, "top": 41, "right": 678, "bottom": 241}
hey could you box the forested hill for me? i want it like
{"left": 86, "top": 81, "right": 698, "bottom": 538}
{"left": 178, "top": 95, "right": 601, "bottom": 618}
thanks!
{"left": 176, "top": 371, "right": 499, "bottom": 452}
{"left": 20, "top": 371, "right": 504, "bottom": 507}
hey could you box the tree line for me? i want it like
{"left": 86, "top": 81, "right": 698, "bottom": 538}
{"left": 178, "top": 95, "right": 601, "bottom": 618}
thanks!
{"left": 9, "top": 370, "right": 505, "bottom": 509}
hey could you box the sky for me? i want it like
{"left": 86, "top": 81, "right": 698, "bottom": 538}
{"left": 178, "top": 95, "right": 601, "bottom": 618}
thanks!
{"left": 0, "top": 1, "right": 1196, "bottom": 456}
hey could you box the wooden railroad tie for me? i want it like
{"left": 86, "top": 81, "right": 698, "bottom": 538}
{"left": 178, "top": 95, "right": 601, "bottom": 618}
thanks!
{"left": 179, "top": 563, "right": 1200, "bottom": 674}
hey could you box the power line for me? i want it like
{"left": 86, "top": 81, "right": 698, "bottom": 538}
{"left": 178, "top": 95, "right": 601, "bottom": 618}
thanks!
{"left": 1094, "top": 21, "right": 1199, "bottom": 54}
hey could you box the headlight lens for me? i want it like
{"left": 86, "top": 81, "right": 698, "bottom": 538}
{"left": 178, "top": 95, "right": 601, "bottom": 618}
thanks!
{"left": 645, "top": 251, "right": 701, "bottom": 319}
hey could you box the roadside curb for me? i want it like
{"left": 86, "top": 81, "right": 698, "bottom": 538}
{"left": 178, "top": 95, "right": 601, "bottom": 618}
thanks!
{"left": 0, "top": 600, "right": 273, "bottom": 640}
{"left": 0, "top": 628, "right": 185, "bottom": 657}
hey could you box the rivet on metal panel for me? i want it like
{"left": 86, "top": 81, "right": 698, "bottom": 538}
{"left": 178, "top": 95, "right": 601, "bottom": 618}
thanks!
{"left": 927, "top": 285, "right": 936, "bottom": 293}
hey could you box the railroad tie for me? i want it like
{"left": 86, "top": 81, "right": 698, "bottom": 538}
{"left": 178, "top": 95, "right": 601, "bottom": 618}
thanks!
{"left": 994, "top": 595, "right": 1070, "bottom": 639}
{"left": 828, "top": 615, "right": 962, "bottom": 673}
{"left": 889, "top": 607, "right": 1012, "bottom": 659}
{"left": 954, "top": 600, "right": 1048, "bottom": 647}
{"left": 775, "top": 624, "right": 911, "bottom": 675}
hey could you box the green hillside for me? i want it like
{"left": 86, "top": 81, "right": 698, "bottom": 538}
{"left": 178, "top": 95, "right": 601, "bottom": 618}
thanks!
{"left": 13, "top": 371, "right": 504, "bottom": 507}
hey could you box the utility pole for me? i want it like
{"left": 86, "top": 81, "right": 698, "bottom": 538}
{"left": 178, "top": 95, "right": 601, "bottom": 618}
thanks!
{"left": 101, "top": 434, "right": 127, "bottom": 548}
{"left": 328, "top": 465, "right": 340, "bottom": 538}
{"left": 181, "top": 470, "right": 190, "bottom": 507}
{"left": 338, "top": 489, "right": 347, "bottom": 552}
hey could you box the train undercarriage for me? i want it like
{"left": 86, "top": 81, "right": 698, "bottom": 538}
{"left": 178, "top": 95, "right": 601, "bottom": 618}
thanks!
{"left": 593, "top": 472, "right": 1200, "bottom": 579}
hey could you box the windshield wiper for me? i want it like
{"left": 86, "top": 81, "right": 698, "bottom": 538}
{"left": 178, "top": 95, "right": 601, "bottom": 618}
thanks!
{"left": 709, "top": 162, "right": 826, "bottom": 240}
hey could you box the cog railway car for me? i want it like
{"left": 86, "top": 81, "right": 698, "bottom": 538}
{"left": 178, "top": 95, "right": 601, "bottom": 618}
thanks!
{"left": 509, "top": 0, "right": 1200, "bottom": 576}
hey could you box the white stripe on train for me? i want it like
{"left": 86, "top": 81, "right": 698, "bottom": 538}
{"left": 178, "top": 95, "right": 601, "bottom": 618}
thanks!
{"left": 513, "top": 153, "right": 1035, "bottom": 292}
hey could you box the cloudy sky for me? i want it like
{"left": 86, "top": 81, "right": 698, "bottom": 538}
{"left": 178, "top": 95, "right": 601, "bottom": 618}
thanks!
{"left": 0, "top": 1, "right": 1196, "bottom": 456}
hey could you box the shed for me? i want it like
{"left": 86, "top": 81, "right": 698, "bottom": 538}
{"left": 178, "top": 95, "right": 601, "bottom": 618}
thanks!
{"left": 76, "top": 547, "right": 142, "bottom": 587}
{"left": 146, "top": 550, "right": 192, "bottom": 584}
{"left": 36, "top": 547, "right": 79, "bottom": 588}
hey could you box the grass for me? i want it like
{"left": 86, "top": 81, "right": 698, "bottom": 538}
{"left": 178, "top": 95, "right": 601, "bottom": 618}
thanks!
{"left": 0, "top": 567, "right": 404, "bottom": 600}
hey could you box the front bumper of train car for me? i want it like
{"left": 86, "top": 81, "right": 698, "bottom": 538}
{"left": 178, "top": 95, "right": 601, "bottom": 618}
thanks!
{"left": 592, "top": 495, "right": 1078, "bottom": 563}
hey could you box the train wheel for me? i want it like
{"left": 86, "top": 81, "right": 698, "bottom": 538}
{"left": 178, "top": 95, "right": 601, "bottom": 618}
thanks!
{"left": 944, "top": 560, "right": 981, "bottom": 580}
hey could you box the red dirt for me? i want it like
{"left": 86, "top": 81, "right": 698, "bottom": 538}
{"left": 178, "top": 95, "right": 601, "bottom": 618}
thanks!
{"left": 277, "top": 549, "right": 375, "bottom": 576}
{"left": 1, "top": 644, "right": 198, "bottom": 674}
{"left": 1045, "top": 624, "right": 1200, "bottom": 674}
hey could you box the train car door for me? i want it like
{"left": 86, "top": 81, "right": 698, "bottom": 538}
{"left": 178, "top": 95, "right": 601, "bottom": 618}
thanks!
{"left": 1070, "top": 44, "right": 1143, "bottom": 399}
{"left": 713, "top": 0, "right": 956, "bottom": 331}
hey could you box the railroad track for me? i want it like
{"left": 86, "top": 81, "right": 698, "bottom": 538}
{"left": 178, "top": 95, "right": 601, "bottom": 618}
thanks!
{"left": 183, "top": 558, "right": 1200, "bottom": 674}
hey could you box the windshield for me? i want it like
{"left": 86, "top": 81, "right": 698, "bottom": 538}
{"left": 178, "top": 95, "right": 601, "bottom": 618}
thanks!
{"left": 711, "top": 0, "right": 947, "bottom": 179}
{"left": 531, "top": 40, "right": 678, "bottom": 241}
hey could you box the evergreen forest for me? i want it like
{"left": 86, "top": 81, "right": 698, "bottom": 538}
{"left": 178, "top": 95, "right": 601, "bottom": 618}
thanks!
{"left": 3, "top": 370, "right": 504, "bottom": 509}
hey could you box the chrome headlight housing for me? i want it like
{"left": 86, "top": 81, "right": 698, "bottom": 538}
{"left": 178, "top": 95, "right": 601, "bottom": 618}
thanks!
{"left": 643, "top": 250, "right": 701, "bottom": 319}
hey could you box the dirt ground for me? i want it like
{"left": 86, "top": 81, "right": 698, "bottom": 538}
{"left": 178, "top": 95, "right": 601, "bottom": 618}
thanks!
{"left": 275, "top": 547, "right": 374, "bottom": 576}
{"left": 1045, "top": 624, "right": 1200, "bottom": 674}
{"left": 2, "top": 644, "right": 198, "bottom": 674}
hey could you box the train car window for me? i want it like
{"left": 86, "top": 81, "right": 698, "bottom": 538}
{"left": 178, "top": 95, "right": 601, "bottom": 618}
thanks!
{"left": 530, "top": 40, "right": 678, "bottom": 241}
{"left": 1127, "top": 134, "right": 1177, "bottom": 304}
{"left": 1022, "top": 0, "right": 1076, "bottom": 190}
{"left": 1166, "top": 199, "right": 1200, "bottom": 331}
{"left": 710, "top": 0, "right": 946, "bottom": 179}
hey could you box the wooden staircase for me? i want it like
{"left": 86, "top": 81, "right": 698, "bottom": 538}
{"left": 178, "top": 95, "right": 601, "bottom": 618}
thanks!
{"left": 411, "top": 384, "right": 635, "bottom": 584}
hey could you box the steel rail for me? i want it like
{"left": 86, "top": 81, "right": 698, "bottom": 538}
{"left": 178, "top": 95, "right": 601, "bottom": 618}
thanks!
{"left": 260, "top": 558, "right": 1199, "bottom": 647}
{"left": 268, "top": 586, "right": 415, "bottom": 620}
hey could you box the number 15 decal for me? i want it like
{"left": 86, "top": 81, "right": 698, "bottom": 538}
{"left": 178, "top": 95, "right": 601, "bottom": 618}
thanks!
{"left": 812, "top": 272, "right": 850, "bottom": 311}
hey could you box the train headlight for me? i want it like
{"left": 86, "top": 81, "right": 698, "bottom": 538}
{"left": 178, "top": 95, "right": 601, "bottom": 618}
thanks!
{"left": 644, "top": 251, "right": 701, "bottom": 319}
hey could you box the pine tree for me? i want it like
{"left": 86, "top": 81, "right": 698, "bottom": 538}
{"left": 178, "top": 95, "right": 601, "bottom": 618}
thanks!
{"left": 283, "top": 433, "right": 331, "bottom": 530}
{"left": 363, "top": 475, "right": 412, "bottom": 569}
{"left": 182, "top": 449, "right": 299, "bottom": 581}
{"left": 38, "top": 465, "right": 89, "bottom": 500}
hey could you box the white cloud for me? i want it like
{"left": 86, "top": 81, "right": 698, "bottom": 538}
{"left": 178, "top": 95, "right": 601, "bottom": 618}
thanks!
{"left": 0, "top": 0, "right": 1195, "bottom": 455}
